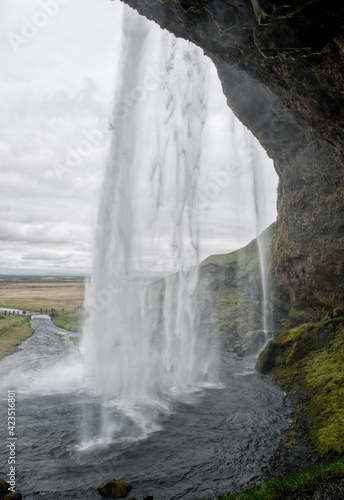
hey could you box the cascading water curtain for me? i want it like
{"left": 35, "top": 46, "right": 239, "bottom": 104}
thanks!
{"left": 81, "top": 6, "right": 219, "bottom": 443}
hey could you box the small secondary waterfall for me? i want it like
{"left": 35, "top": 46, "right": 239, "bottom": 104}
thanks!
{"left": 242, "top": 133, "right": 272, "bottom": 339}
{"left": 248, "top": 135, "right": 271, "bottom": 335}
{"left": 82, "top": 7, "right": 218, "bottom": 442}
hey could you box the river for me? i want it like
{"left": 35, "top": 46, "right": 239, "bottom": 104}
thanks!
{"left": 0, "top": 315, "right": 289, "bottom": 499}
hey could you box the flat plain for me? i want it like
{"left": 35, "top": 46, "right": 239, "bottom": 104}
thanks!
{"left": 0, "top": 276, "right": 85, "bottom": 313}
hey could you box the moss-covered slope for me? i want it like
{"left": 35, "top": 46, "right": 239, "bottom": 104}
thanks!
{"left": 199, "top": 237, "right": 261, "bottom": 342}
{"left": 197, "top": 224, "right": 278, "bottom": 346}
{"left": 256, "top": 316, "right": 344, "bottom": 457}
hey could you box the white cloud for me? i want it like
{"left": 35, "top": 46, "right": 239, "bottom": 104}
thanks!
{"left": 0, "top": 0, "right": 123, "bottom": 272}
{"left": 0, "top": 0, "right": 278, "bottom": 274}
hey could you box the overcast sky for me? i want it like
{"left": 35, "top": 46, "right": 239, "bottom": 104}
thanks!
{"left": 0, "top": 0, "right": 278, "bottom": 274}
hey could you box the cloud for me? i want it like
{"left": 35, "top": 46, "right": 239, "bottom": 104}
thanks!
{"left": 0, "top": 0, "right": 278, "bottom": 275}
{"left": 0, "top": 0, "right": 124, "bottom": 272}
{"left": 22, "top": 252, "right": 66, "bottom": 261}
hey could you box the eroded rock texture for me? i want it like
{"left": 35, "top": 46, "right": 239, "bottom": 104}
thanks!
{"left": 119, "top": 0, "right": 344, "bottom": 309}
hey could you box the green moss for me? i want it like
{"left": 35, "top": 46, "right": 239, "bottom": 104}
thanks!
{"left": 0, "top": 478, "right": 22, "bottom": 499}
{"left": 288, "top": 307, "right": 317, "bottom": 323}
{"left": 198, "top": 224, "right": 276, "bottom": 342}
{"left": 0, "top": 314, "right": 35, "bottom": 358}
{"left": 201, "top": 234, "right": 261, "bottom": 281}
{"left": 217, "top": 455, "right": 344, "bottom": 500}
{"left": 256, "top": 318, "right": 344, "bottom": 456}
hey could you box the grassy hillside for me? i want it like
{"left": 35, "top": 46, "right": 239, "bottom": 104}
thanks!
{"left": 0, "top": 314, "right": 35, "bottom": 358}
{"left": 51, "top": 310, "right": 86, "bottom": 332}
{"left": 218, "top": 455, "right": 344, "bottom": 499}
{"left": 198, "top": 223, "right": 276, "bottom": 346}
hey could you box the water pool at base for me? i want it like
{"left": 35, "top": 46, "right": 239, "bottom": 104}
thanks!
{"left": 0, "top": 316, "right": 289, "bottom": 499}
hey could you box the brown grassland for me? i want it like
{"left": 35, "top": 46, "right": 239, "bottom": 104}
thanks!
{"left": 0, "top": 279, "right": 85, "bottom": 313}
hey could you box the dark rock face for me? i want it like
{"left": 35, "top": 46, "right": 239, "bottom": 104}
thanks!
{"left": 120, "top": 0, "right": 344, "bottom": 309}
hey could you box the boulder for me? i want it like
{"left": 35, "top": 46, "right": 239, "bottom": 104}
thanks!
{"left": 234, "top": 330, "right": 270, "bottom": 357}
{"left": 0, "top": 479, "right": 22, "bottom": 500}
{"left": 98, "top": 479, "right": 132, "bottom": 498}
{"left": 255, "top": 340, "right": 282, "bottom": 373}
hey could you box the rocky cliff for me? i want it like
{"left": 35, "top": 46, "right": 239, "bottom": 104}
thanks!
{"left": 119, "top": 0, "right": 344, "bottom": 310}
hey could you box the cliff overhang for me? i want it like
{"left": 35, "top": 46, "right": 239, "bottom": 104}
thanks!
{"left": 119, "top": 0, "right": 344, "bottom": 309}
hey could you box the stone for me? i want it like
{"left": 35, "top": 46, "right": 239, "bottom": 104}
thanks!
{"left": 255, "top": 340, "right": 283, "bottom": 373}
{"left": 0, "top": 479, "right": 22, "bottom": 500}
{"left": 98, "top": 479, "right": 133, "bottom": 498}
{"left": 236, "top": 330, "right": 268, "bottom": 357}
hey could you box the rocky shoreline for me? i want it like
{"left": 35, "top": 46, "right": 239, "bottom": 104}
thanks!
{"left": 268, "top": 393, "right": 322, "bottom": 478}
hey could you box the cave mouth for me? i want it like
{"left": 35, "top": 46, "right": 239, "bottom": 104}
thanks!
{"left": 118, "top": 0, "right": 344, "bottom": 310}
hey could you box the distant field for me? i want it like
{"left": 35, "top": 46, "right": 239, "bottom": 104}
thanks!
{"left": 0, "top": 277, "right": 85, "bottom": 313}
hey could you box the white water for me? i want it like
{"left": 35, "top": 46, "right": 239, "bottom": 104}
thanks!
{"left": 79, "top": 4, "right": 279, "bottom": 445}
{"left": 81, "top": 8, "right": 219, "bottom": 442}
{"left": 243, "top": 133, "right": 272, "bottom": 336}
{"left": 0, "top": 9, "right": 284, "bottom": 498}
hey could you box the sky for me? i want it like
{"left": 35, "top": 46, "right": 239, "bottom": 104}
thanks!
{"left": 0, "top": 0, "right": 278, "bottom": 275}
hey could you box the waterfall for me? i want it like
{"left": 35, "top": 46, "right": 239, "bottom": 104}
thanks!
{"left": 81, "top": 7, "right": 218, "bottom": 443}
{"left": 245, "top": 133, "right": 272, "bottom": 337}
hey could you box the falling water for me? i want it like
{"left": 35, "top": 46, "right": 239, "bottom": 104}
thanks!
{"left": 82, "top": 8, "right": 218, "bottom": 443}
{"left": 245, "top": 133, "right": 272, "bottom": 337}
{"left": 0, "top": 9, "right": 289, "bottom": 499}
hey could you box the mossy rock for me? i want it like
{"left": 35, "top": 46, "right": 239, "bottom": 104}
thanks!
{"left": 256, "top": 317, "right": 344, "bottom": 456}
{"left": 255, "top": 340, "right": 286, "bottom": 373}
{"left": 0, "top": 479, "right": 22, "bottom": 500}
{"left": 98, "top": 479, "right": 132, "bottom": 498}
{"left": 256, "top": 318, "right": 344, "bottom": 372}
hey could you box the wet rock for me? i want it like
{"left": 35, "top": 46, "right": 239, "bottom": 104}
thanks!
{"left": 234, "top": 330, "right": 271, "bottom": 357}
{"left": 0, "top": 479, "right": 22, "bottom": 500}
{"left": 98, "top": 479, "right": 133, "bottom": 498}
{"left": 255, "top": 340, "right": 283, "bottom": 373}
